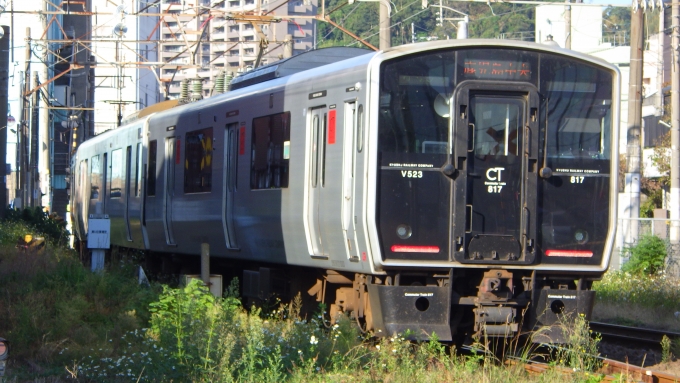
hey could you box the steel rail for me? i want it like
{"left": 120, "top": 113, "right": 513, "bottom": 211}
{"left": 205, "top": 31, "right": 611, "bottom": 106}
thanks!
{"left": 522, "top": 358, "right": 680, "bottom": 383}
{"left": 590, "top": 321, "right": 680, "bottom": 347}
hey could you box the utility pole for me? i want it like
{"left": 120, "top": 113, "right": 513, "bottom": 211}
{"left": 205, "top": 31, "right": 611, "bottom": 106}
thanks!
{"left": 565, "top": 0, "right": 571, "bottom": 49}
{"left": 671, "top": 0, "right": 680, "bottom": 267}
{"left": 623, "top": 2, "right": 644, "bottom": 252}
{"left": 0, "top": 26, "right": 9, "bottom": 217}
{"left": 659, "top": 3, "right": 665, "bottom": 118}
{"left": 31, "top": 71, "right": 39, "bottom": 207}
{"left": 19, "top": 27, "right": 31, "bottom": 208}
{"left": 379, "top": 1, "right": 390, "bottom": 49}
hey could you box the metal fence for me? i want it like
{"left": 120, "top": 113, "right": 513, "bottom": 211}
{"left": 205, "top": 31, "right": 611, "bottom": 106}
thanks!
{"left": 614, "top": 218, "right": 680, "bottom": 276}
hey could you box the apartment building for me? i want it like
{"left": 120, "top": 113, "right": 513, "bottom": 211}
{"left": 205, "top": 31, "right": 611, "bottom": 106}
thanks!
{"left": 160, "top": 0, "right": 317, "bottom": 99}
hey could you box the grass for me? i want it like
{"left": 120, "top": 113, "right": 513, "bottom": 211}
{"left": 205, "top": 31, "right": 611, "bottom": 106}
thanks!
{"left": 0, "top": 221, "right": 160, "bottom": 380}
{"left": 592, "top": 271, "right": 680, "bottom": 331}
{"left": 1, "top": 219, "right": 678, "bottom": 381}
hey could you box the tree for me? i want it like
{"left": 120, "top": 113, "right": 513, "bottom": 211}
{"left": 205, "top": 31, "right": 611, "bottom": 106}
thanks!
{"left": 316, "top": 0, "right": 534, "bottom": 48}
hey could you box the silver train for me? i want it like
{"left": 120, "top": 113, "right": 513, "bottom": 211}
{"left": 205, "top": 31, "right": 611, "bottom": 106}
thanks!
{"left": 71, "top": 39, "right": 620, "bottom": 341}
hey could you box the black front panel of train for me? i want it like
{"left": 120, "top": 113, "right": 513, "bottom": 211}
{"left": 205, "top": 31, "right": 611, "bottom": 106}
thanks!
{"left": 378, "top": 154, "right": 450, "bottom": 261}
{"left": 377, "top": 51, "right": 453, "bottom": 260}
{"left": 377, "top": 48, "right": 614, "bottom": 265}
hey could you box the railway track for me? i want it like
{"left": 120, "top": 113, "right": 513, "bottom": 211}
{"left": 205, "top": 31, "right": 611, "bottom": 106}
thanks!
{"left": 590, "top": 321, "right": 680, "bottom": 347}
{"left": 522, "top": 357, "right": 680, "bottom": 383}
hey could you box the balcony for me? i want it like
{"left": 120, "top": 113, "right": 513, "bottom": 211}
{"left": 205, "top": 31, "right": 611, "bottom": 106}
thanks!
{"left": 211, "top": 32, "right": 226, "bottom": 41}
{"left": 288, "top": 1, "right": 313, "bottom": 14}
{"left": 212, "top": 43, "right": 227, "bottom": 51}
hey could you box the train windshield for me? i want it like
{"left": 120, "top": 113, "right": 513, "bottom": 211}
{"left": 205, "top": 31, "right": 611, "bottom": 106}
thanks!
{"left": 378, "top": 49, "right": 614, "bottom": 163}
{"left": 540, "top": 56, "right": 613, "bottom": 167}
{"left": 378, "top": 51, "right": 455, "bottom": 157}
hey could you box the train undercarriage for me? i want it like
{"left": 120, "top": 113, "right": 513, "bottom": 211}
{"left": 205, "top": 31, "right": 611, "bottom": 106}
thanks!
{"left": 99, "top": 246, "right": 598, "bottom": 344}
{"left": 298, "top": 268, "right": 597, "bottom": 343}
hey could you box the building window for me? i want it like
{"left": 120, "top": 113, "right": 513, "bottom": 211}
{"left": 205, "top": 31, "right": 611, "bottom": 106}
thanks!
{"left": 90, "top": 155, "right": 100, "bottom": 199}
{"left": 228, "top": 37, "right": 239, "bottom": 42}
{"left": 110, "top": 148, "right": 123, "bottom": 198}
{"left": 184, "top": 128, "right": 213, "bottom": 193}
{"left": 229, "top": 0, "right": 240, "bottom": 6}
{"left": 244, "top": 48, "right": 254, "bottom": 55}
{"left": 229, "top": 25, "right": 239, "bottom": 32}
{"left": 244, "top": 35, "right": 254, "bottom": 41}
{"left": 251, "top": 112, "right": 290, "bottom": 189}
{"left": 147, "top": 140, "right": 157, "bottom": 196}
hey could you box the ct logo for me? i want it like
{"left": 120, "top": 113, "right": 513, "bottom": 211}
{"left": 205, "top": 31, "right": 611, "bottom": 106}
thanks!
{"left": 486, "top": 167, "right": 505, "bottom": 182}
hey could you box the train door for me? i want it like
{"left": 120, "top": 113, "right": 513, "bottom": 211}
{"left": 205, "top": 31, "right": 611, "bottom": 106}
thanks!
{"left": 223, "top": 122, "right": 239, "bottom": 249}
{"left": 305, "top": 106, "right": 330, "bottom": 258}
{"left": 452, "top": 85, "right": 538, "bottom": 263}
{"left": 342, "top": 101, "right": 359, "bottom": 261}
{"left": 124, "top": 146, "right": 133, "bottom": 241}
{"left": 79, "top": 159, "right": 89, "bottom": 235}
{"left": 163, "top": 137, "right": 177, "bottom": 245}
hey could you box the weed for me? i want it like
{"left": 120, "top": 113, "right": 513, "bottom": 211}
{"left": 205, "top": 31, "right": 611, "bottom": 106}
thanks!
{"left": 552, "top": 314, "right": 602, "bottom": 373}
{"left": 662, "top": 335, "right": 672, "bottom": 363}
{"left": 622, "top": 235, "right": 667, "bottom": 276}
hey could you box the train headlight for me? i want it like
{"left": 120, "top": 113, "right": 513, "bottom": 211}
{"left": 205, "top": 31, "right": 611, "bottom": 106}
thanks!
{"left": 396, "top": 224, "right": 412, "bottom": 239}
{"left": 574, "top": 229, "right": 589, "bottom": 245}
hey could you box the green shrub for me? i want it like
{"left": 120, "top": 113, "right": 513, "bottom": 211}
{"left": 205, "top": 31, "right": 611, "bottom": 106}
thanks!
{"left": 622, "top": 235, "right": 667, "bottom": 276}
{"left": 3, "top": 206, "right": 69, "bottom": 246}
{"left": 593, "top": 271, "right": 680, "bottom": 309}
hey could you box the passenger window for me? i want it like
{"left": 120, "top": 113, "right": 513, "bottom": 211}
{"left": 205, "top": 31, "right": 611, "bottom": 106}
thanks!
{"left": 103, "top": 153, "right": 108, "bottom": 199}
{"left": 147, "top": 140, "right": 157, "bottom": 196}
{"left": 184, "top": 127, "right": 214, "bottom": 193}
{"left": 81, "top": 159, "right": 88, "bottom": 200}
{"left": 135, "top": 143, "right": 142, "bottom": 197}
{"left": 357, "top": 104, "right": 364, "bottom": 153}
{"left": 110, "top": 148, "right": 123, "bottom": 198}
{"left": 250, "top": 112, "right": 290, "bottom": 189}
{"left": 90, "top": 155, "right": 100, "bottom": 200}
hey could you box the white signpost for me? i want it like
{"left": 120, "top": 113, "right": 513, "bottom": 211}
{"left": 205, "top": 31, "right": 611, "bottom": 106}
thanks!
{"left": 87, "top": 214, "right": 110, "bottom": 272}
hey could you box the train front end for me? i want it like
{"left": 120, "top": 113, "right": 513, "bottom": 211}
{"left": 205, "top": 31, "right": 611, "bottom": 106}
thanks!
{"left": 366, "top": 41, "right": 619, "bottom": 341}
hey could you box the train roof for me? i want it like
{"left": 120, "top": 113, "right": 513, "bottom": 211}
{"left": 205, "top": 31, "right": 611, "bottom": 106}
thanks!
{"left": 229, "top": 47, "right": 372, "bottom": 91}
